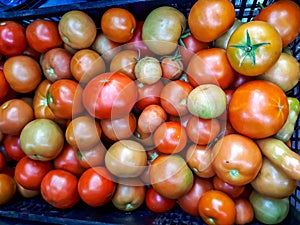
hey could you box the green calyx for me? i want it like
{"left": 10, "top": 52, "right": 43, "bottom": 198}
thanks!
{"left": 230, "top": 29, "right": 270, "bottom": 67}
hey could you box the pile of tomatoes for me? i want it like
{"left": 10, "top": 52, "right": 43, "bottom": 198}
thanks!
{"left": 0, "top": 0, "right": 300, "bottom": 224}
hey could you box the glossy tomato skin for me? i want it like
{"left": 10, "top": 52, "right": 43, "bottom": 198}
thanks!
{"left": 145, "top": 186, "right": 176, "bottom": 213}
{"left": 25, "top": 19, "right": 63, "bottom": 53}
{"left": 78, "top": 166, "right": 116, "bottom": 207}
{"left": 101, "top": 8, "right": 136, "bottom": 43}
{"left": 254, "top": 0, "right": 300, "bottom": 47}
{"left": 3, "top": 134, "right": 26, "bottom": 161}
{"left": 188, "top": 0, "right": 235, "bottom": 43}
{"left": 41, "top": 169, "right": 80, "bottom": 209}
{"left": 47, "top": 79, "right": 84, "bottom": 119}
{"left": 0, "top": 21, "right": 27, "bottom": 56}
{"left": 228, "top": 80, "right": 289, "bottom": 139}
{"left": 14, "top": 156, "right": 53, "bottom": 190}
{"left": 198, "top": 190, "right": 236, "bottom": 225}
{"left": 83, "top": 72, "right": 138, "bottom": 119}
{"left": 226, "top": 21, "right": 282, "bottom": 76}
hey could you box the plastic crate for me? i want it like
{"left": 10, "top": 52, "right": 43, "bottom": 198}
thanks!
{"left": 0, "top": 0, "right": 299, "bottom": 224}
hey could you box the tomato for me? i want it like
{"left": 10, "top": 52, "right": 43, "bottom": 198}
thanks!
{"left": 228, "top": 80, "right": 289, "bottom": 139}
{"left": 150, "top": 154, "right": 193, "bottom": 199}
{"left": 226, "top": 21, "right": 282, "bottom": 76}
{"left": 78, "top": 166, "right": 116, "bottom": 207}
{"left": 70, "top": 49, "right": 106, "bottom": 84}
{"left": 105, "top": 139, "right": 147, "bottom": 178}
{"left": 257, "top": 52, "right": 300, "bottom": 92}
{"left": 82, "top": 72, "right": 138, "bottom": 119}
{"left": 101, "top": 113, "right": 136, "bottom": 141}
{"left": 76, "top": 141, "right": 106, "bottom": 169}
{"left": 186, "top": 116, "right": 221, "bottom": 146}
{"left": 186, "top": 48, "right": 235, "bottom": 89}
{"left": 101, "top": 7, "right": 136, "bottom": 43}
{"left": 212, "top": 176, "right": 245, "bottom": 199}
{"left": 15, "top": 179, "right": 40, "bottom": 199}
{"left": 234, "top": 198, "right": 254, "bottom": 225}
{"left": 14, "top": 156, "right": 53, "bottom": 190}
{"left": 111, "top": 178, "right": 146, "bottom": 211}
{"left": 145, "top": 186, "right": 176, "bottom": 213}
{"left": 135, "top": 79, "right": 164, "bottom": 111}
{"left": 188, "top": 0, "right": 235, "bottom": 43}
{"left": 41, "top": 169, "right": 80, "bottom": 209}
{"left": 142, "top": 6, "right": 186, "bottom": 55}
{"left": 135, "top": 56, "right": 162, "bottom": 85}
{"left": 65, "top": 115, "right": 102, "bottom": 151}
{"left": 0, "top": 173, "right": 16, "bottom": 205}
{"left": 3, "top": 55, "right": 42, "bottom": 93}
{"left": 198, "top": 190, "right": 236, "bottom": 225}
{"left": 160, "top": 80, "right": 193, "bottom": 116}
{"left": 25, "top": 19, "right": 63, "bottom": 53}
{"left": 0, "top": 70, "right": 9, "bottom": 99}
{"left": 254, "top": 0, "right": 300, "bottom": 47}
{"left": 109, "top": 49, "right": 138, "bottom": 80}
{"left": 0, "top": 99, "right": 34, "bottom": 135}
{"left": 153, "top": 121, "right": 187, "bottom": 154}
{"left": 3, "top": 134, "right": 26, "bottom": 161}
{"left": 0, "top": 151, "right": 5, "bottom": 172}
{"left": 161, "top": 53, "right": 183, "bottom": 80}
{"left": 53, "top": 144, "right": 85, "bottom": 177}
{"left": 40, "top": 47, "right": 73, "bottom": 82}
{"left": 58, "top": 10, "right": 97, "bottom": 49}
{"left": 212, "top": 134, "right": 262, "bottom": 186}
{"left": 20, "top": 118, "right": 65, "bottom": 161}
{"left": 137, "top": 104, "right": 167, "bottom": 134}
{"left": 91, "top": 32, "right": 122, "bottom": 63}
{"left": 185, "top": 144, "right": 215, "bottom": 178}
{"left": 177, "top": 177, "right": 213, "bottom": 216}
{"left": 47, "top": 79, "right": 84, "bottom": 119}
{"left": 0, "top": 21, "right": 27, "bottom": 56}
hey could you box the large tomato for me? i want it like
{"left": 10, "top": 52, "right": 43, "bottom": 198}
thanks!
{"left": 0, "top": 21, "right": 27, "bottom": 56}
{"left": 41, "top": 169, "right": 80, "bottom": 209}
{"left": 226, "top": 21, "right": 282, "bottom": 76}
{"left": 82, "top": 72, "right": 138, "bottom": 119}
{"left": 228, "top": 80, "right": 289, "bottom": 139}
{"left": 211, "top": 134, "right": 262, "bottom": 186}
{"left": 78, "top": 166, "right": 116, "bottom": 207}
{"left": 188, "top": 0, "right": 235, "bottom": 43}
{"left": 25, "top": 19, "right": 63, "bottom": 53}
{"left": 254, "top": 0, "right": 300, "bottom": 47}
{"left": 198, "top": 190, "right": 236, "bottom": 225}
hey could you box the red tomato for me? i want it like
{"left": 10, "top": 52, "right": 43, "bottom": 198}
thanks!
{"left": 47, "top": 79, "right": 84, "bottom": 119}
{"left": 53, "top": 144, "right": 85, "bottom": 177}
{"left": 145, "top": 187, "right": 176, "bottom": 213}
{"left": 212, "top": 176, "right": 245, "bottom": 199}
{"left": 41, "top": 169, "right": 80, "bottom": 209}
{"left": 0, "top": 71, "right": 9, "bottom": 99}
{"left": 198, "top": 190, "right": 236, "bottom": 225}
{"left": 186, "top": 48, "right": 235, "bottom": 89}
{"left": 0, "top": 21, "right": 27, "bottom": 56}
{"left": 25, "top": 19, "right": 63, "bottom": 53}
{"left": 228, "top": 80, "right": 289, "bottom": 139}
{"left": 3, "top": 134, "right": 26, "bottom": 161}
{"left": 82, "top": 72, "right": 138, "bottom": 119}
{"left": 0, "top": 151, "right": 5, "bottom": 172}
{"left": 153, "top": 121, "right": 187, "bottom": 154}
{"left": 14, "top": 156, "right": 53, "bottom": 190}
{"left": 234, "top": 197, "right": 254, "bottom": 225}
{"left": 78, "top": 167, "right": 116, "bottom": 207}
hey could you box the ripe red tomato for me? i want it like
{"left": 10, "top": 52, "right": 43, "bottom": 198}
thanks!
{"left": 153, "top": 121, "right": 187, "bottom": 154}
{"left": 0, "top": 71, "right": 9, "bottom": 99}
{"left": 47, "top": 79, "right": 84, "bottom": 119}
{"left": 188, "top": 0, "right": 235, "bottom": 42}
{"left": 228, "top": 80, "right": 289, "bottom": 139}
{"left": 41, "top": 169, "right": 80, "bottom": 209}
{"left": 14, "top": 156, "right": 53, "bottom": 190}
{"left": 25, "top": 19, "right": 63, "bottom": 53}
{"left": 78, "top": 166, "right": 116, "bottom": 207}
{"left": 145, "top": 186, "right": 176, "bottom": 213}
{"left": 212, "top": 175, "right": 245, "bottom": 199}
{"left": 3, "top": 134, "right": 26, "bottom": 161}
{"left": 101, "top": 7, "right": 136, "bottom": 43}
{"left": 0, "top": 21, "right": 27, "bottom": 56}
{"left": 198, "top": 190, "right": 236, "bottom": 225}
{"left": 82, "top": 72, "right": 138, "bottom": 119}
